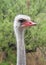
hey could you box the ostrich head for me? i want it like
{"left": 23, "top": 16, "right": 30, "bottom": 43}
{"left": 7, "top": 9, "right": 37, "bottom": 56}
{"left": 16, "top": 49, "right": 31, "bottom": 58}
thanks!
{"left": 14, "top": 14, "right": 36, "bottom": 33}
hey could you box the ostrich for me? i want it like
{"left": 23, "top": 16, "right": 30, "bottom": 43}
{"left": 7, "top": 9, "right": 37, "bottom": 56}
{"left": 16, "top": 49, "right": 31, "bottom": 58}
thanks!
{"left": 14, "top": 14, "right": 36, "bottom": 65}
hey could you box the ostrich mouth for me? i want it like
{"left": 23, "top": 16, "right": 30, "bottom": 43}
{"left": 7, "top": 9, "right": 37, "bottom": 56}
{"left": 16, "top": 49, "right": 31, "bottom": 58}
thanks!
{"left": 21, "top": 21, "right": 36, "bottom": 27}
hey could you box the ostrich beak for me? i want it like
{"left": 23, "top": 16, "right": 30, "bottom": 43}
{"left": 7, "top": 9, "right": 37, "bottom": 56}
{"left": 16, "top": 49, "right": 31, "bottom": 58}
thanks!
{"left": 21, "top": 21, "right": 36, "bottom": 27}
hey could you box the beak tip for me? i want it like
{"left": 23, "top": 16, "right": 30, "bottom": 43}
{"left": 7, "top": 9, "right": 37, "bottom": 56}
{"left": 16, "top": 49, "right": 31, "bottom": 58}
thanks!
{"left": 34, "top": 23, "right": 37, "bottom": 25}
{"left": 31, "top": 22, "right": 37, "bottom": 26}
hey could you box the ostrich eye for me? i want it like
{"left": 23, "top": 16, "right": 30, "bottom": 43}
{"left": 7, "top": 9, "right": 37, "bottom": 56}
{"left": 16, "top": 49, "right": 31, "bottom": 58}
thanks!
{"left": 19, "top": 19, "right": 26, "bottom": 23}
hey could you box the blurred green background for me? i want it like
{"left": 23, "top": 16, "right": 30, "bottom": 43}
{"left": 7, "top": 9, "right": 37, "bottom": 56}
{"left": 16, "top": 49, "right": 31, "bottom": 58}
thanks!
{"left": 0, "top": 0, "right": 46, "bottom": 65}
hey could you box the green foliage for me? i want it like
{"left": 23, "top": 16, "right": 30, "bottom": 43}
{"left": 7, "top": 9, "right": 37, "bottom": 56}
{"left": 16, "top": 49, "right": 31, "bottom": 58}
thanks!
{"left": 7, "top": 48, "right": 17, "bottom": 64}
{"left": 0, "top": 0, "right": 46, "bottom": 64}
{"left": 0, "top": 0, "right": 46, "bottom": 48}
{"left": 0, "top": 61, "right": 10, "bottom": 65}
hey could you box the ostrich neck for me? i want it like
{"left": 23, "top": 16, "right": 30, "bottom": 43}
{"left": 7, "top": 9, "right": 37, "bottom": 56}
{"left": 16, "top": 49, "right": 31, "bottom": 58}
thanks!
{"left": 16, "top": 29, "right": 26, "bottom": 65}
